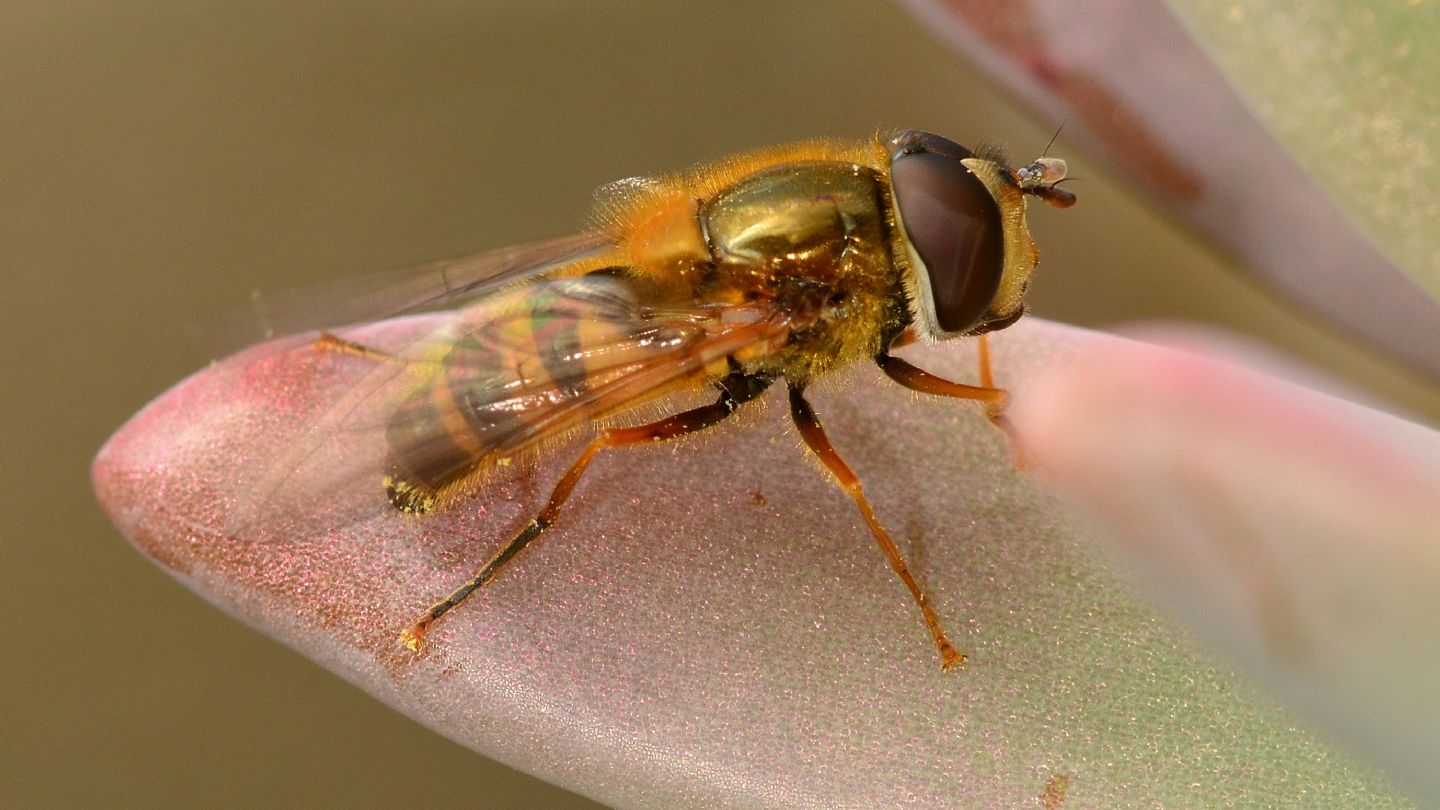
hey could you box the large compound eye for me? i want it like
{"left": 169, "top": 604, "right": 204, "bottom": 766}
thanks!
{"left": 889, "top": 135, "right": 1003, "bottom": 335}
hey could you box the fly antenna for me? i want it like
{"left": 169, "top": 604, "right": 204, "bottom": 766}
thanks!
{"left": 1042, "top": 120, "right": 1067, "bottom": 158}
{"left": 1016, "top": 123, "right": 1076, "bottom": 209}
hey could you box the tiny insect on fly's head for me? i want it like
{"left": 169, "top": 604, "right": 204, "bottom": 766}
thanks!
{"left": 885, "top": 130, "right": 1073, "bottom": 343}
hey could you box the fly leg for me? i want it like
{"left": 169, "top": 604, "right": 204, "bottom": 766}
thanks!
{"left": 975, "top": 333, "right": 1017, "bottom": 434}
{"left": 976, "top": 333, "right": 997, "bottom": 390}
{"left": 877, "top": 337, "right": 1007, "bottom": 419}
{"left": 876, "top": 338, "right": 1025, "bottom": 462}
{"left": 312, "top": 331, "right": 392, "bottom": 361}
{"left": 787, "top": 384, "right": 965, "bottom": 671}
{"left": 400, "top": 369, "right": 774, "bottom": 650}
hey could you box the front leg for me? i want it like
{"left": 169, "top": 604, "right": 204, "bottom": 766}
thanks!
{"left": 875, "top": 347, "right": 1007, "bottom": 418}
{"left": 876, "top": 336, "right": 1024, "bottom": 462}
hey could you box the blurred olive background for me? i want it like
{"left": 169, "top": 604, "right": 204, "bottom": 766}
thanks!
{"left": 5, "top": 2, "right": 1437, "bottom": 808}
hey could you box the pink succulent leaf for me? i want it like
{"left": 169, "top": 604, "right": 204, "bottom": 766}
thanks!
{"left": 93, "top": 317, "right": 1423, "bottom": 808}
{"left": 1010, "top": 328, "right": 1440, "bottom": 803}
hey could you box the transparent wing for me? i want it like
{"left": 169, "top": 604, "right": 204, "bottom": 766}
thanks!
{"left": 229, "top": 272, "right": 790, "bottom": 540}
{"left": 203, "top": 231, "right": 614, "bottom": 355}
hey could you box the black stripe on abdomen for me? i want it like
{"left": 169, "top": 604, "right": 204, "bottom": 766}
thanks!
{"left": 383, "top": 389, "right": 482, "bottom": 513}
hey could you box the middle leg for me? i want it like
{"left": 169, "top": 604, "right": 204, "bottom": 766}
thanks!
{"left": 400, "top": 368, "right": 774, "bottom": 650}
{"left": 787, "top": 384, "right": 964, "bottom": 670}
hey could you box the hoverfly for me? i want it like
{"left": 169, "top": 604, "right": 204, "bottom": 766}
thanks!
{"left": 251, "top": 131, "right": 1072, "bottom": 670}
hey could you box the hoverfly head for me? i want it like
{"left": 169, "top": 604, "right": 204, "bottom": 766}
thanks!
{"left": 886, "top": 130, "right": 1072, "bottom": 342}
